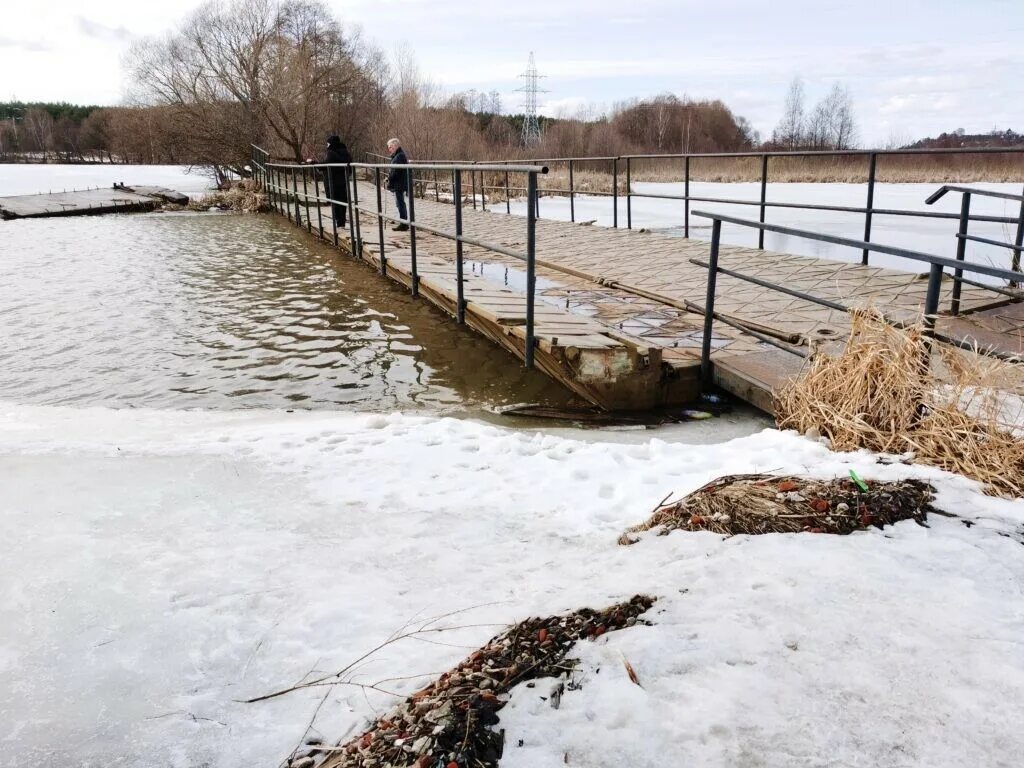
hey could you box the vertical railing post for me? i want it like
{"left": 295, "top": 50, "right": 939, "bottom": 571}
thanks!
{"left": 454, "top": 171, "right": 465, "bottom": 324}
{"left": 626, "top": 157, "right": 632, "bottom": 229}
{"left": 268, "top": 165, "right": 276, "bottom": 212}
{"left": 276, "top": 167, "right": 283, "bottom": 215}
{"left": 303, "top": 167, "right": 312, "bottom": 233}
{"left": 569, "top": 160, "right": 575, "bottom": 223}
{"left": 374, "top": 167, "right": 387, "bottom": 276}
{"left": 480, "top": 166, "right": 487, "bottom": 212}
{"left": 1012, "top": 183, "right": 1024, "bottom": 288}
{"left": 408, "top": 167, "right": 419, "bottom": 298}
{"left": 700, "top": 219, "right": 722, "bottom": 388}
{"left": 525, "top": 171, "right": 538, "bottom": 369}
{"left": 270, "top": 165, "right": 277, "bottom": 213}
{"left": 505, "top": 168, "right": 511, "bottom": 215}
{"left": 950, "top": 192, "right": 971, "bottom": 316}
{"left": 757, "top": 155, "right": 768, "bottom": 249}
{"left": 922, "top": 261, "right": 945, "bottom": 376}
{"left": 684, "top": 156, "right": 690, "bottom": 238}
{"left": 349, "top": 164, "right": 361, "bottom": 257}
{"left": 612, "top": 158, "right": 619, "bottom": 228}
{"left": 861, "top": 152, "right": 877, "bottom": 265}
{"left": 291, "top": 168, "right": 301, "bottom": 225}
{"left": 314, "top": 167, "right": 325, "bottom": 240}
{"left": 471, "top": 166, "right": 478, "bottom": 211}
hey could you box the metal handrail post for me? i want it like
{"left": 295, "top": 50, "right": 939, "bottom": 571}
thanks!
{"left": 471, "top": 166, "right": 478, "bottom": 211}
{"left": 861, "top": 152, "right": 877, "bottom": 265}
{"left": 569, "top": 160, "right": 575, "bottom": 223}
{"left": 434, "top": 169, "right": 440, "bottom": 202}
{"left": 626, "top": 157, "right": 632, "bottom": 229}
{"left": 273, "top": 166, "right": 280, "bottom": 213}
{"left": 408, "top": 167, "right": 419, "bottom": 297}
{"left": 345, "top": 166, "right": 356, "bottom": 252}
{"left": 350, "top": 167, "right": 362, "bottom": 257}
{"left": 291, "top": 168, "right": 301, "bottom": 224}
{"left": 269, "top": 166, "right": 276, "bottom": 212}
{"left": 314, "top": 169, "right": 325, "bottom": 240}
{"left": 303, "top": 167, "right": 312, "bottom": 232}
{"left": 700, "top": 219, "right": 722, "bottom": 387}
{"left": 1014, "top": 183, "right": 1024, "bottom": 287}
{"left": 757, "top": 155, "right": 768, "bottom": 249}
{"left": 951, "top": 192, "right": 971, "bottom": 316}
{"left": 612, "top": 158, "right": 619, "bottom": 228}
{"left": 922, "top": 261, "right": 945, "bottom": 373}
{"left": 505, "top": 169, "right": 511, "bottom": 215}
{"left": 684, "top": 156, "right": 690, "bottom": 238}
{"left": 525, "top": 171, "right": 538, "bottom": 369}
{"left": 374, "top": 168, "right": 386, "bottom": 276}
{"left": 480, "top": 165, "right": 487, "bottom": 212}
{"left": 454, "top": 171, "right": 465, "bottom": 324}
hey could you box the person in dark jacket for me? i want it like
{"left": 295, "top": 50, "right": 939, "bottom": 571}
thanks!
{"left": 323, "top": 135, "right": 352, "bottom": 227}
{"left": 385, "top": 138, "right": 409, "bottom": 231}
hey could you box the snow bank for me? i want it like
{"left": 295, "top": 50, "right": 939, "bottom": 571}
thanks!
{"left": 1, "top": 403, "right": 1022, "bottom": 767}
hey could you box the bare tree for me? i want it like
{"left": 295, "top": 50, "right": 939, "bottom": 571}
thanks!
{"left": 772, "top": 77, "right": 805, "bottom": 150}
{"left": 23, "top": 108, "right": 54, "bottom": 158}
{"left": 126, "top": 0, "right": 386, "bottom": 178}
{"left": 804, "top": 83, "right": 858, "bottom": 150}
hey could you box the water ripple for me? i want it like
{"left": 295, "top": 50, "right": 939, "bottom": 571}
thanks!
{"left": 0, "top": 212, "right": 570, "bottom": 411}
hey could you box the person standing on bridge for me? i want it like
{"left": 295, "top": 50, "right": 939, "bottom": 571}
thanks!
{"left": 323, "top": 135, "right": 352, "bottom": 228}
{"left": 385, "top": 138, "right": 409, "bottom": 232}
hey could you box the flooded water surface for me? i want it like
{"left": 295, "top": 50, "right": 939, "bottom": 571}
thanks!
{"left": 0, "top": 207, "right": 572, "bottom": 412}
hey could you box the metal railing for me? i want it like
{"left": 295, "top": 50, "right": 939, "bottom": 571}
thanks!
{"left": 380, "top": 147, "right": 1024, "bottom": 270}
{"left": 926, "top": 185, "right": 1024, "bottom": 302}
{"left": 250, "top": 146, "right": 548, "bottom": 368}
{"left": 689, "top": 205, "right": 1024, "bottom": 388}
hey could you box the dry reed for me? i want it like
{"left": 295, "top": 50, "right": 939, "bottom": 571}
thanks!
{"left": 775, "top": 310, "right": 1024, "bottom": 498}
{"left": 186, "top": 179, "right": 269, "bottom": 213}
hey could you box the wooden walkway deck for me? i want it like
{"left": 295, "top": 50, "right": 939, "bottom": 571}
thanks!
{"left": 0, "top": 185, "right": 189, "bottom": 220}
{"left": 282, "top": 183, "right": 1021, "bottom": 413}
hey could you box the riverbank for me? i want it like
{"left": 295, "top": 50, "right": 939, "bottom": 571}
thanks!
{"left": 2, "top": 403, "right": 1022, "bottom": 767}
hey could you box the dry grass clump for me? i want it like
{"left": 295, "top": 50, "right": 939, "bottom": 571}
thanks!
{"left": 187, "top": 179, "right": 269, "bottom": 213}
{"left": 619, "top": 474, "right": 934, "bottom": 543}
{"left": 775, "top": 309, "right": 1024, "bottom": 498}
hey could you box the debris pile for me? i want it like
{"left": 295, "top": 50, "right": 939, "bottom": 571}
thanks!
{"left": 308, "top": 595, "right": 655, "bottom": 768}
{"left": 619, "top": 473, "right": 935, "bottom": 543}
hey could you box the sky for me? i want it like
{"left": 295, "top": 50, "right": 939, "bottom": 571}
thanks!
{"left": 1, "top": 0, "right": 1021, "bottom": 145}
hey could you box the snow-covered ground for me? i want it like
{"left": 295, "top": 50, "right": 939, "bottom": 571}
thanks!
{"left": 2, "top": 403, "right": 1023, "bottom": 767}
{"left": 509, "top": 182, "right": 1024, "bottom": 276}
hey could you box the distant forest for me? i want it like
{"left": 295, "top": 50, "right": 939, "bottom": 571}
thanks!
{"left": 5, "top": 91, "right": 1021, "bottom": 176}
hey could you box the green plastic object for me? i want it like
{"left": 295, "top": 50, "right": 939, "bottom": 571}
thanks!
{"left": 848, "top": 469, "right": 870, "bottom": 492}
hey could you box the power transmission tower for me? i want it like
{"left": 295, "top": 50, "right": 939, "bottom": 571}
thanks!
{"left": 515, "top": 52, "right": 547, "bottom": 147}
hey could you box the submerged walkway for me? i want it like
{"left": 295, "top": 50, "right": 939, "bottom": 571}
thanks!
{"left": 0, "top": 185, "right": 189, "bottom": 220}
{"left": 282, "top": 182, "right": 1021, "bottom": 413}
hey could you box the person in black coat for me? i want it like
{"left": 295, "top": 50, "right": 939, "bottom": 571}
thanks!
{"left": 323, "top": 135, "right": 351, "bottom": 227}
{"left": 385, "top": 138, "right": 409, "bottom": 231}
